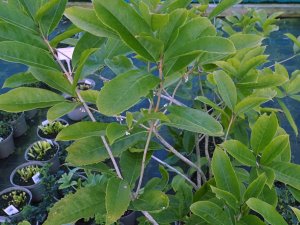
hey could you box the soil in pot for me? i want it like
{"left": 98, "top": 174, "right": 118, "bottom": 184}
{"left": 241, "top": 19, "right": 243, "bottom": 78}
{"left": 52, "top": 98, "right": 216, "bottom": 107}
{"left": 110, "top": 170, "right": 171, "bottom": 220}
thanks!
{"left": 0, "top": 122, "right": 15, "bottom": 159}
{"left": 0, "top": 111, "right": 27, "bottom": 137}
{"left": 0, "top": 189, "right": 31, "bottom": 217}
{"left": 12, "top": 165, "right": 43, "bottom": 187}
{"left": 37, "top": 120, "right": 68, "bottom": 140}
{"left": 26, "top": 141, "right": 59, "bottom": 161}
{"left": 0, "top": 122, "right": 11, "bottom": 142}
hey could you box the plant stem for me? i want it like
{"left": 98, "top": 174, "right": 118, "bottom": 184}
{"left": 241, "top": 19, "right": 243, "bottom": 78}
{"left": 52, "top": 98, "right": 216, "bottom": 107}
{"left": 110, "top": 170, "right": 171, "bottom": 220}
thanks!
{"left": 154, "top": 57, "right": 164, "bottom": 112}
{"left": 225, "top": 115, "right": 235, "bottom": 141}
{"left": 204, "top": 135, "right": 212, "bottom": 179}
{"left": 195, "top": 135, "right": 202, "bottom": 187}
{"left": 155, "top": 131, "right": 207, "bottom": 183}
{"left": 152, "top": 155, "right": 198, "bottom": 189}
{"left": 267, "top": 54, "right": 299, "bottom": 68}
{"left": 142, "top": 211, "right": 159, "bottom": 225}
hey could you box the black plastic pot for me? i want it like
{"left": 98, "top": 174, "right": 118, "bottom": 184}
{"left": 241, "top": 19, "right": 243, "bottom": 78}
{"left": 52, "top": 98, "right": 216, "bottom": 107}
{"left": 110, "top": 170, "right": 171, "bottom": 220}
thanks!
{"left": 24, "top": 141, "right": 60, "bottom": 173}
{"left": 0, "top": 125, "right": 15, "bottom": 159}
{"left": 11, "top": 112, "right": 28, "bottom": 137}
{"left": 119, "top": 211, "right": 136, "bottom": 225}
{"left": 10, "top": 162, "right": 45, "bottom": 202}
{"left": 36, "top": 119, "right": 69, "bottom": 141}
{"left": 0, "top": 187, "right": 32, "bottom": 221}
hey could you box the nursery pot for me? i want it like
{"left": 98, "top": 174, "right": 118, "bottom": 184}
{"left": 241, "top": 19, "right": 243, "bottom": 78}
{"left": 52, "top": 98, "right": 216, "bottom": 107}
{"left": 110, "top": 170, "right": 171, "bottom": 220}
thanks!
{"left": 0, "top": 125, "right": 15, "bottom": 159}
{"left": 37, "top": 119, "right": 69, "bottom": 141}
{"left": 10, "top": 162, "right": 45, "bottom": 202}
{"left": 0, "top": 187, "right": 32, "bottom": 221}
{"left": 119, "top": 211, "right": 136, "bottom": 225}
{"left": 77, "top": 78, "right": 96, "bottom": 91}
{"left": 24, "top": 141, "right": 60, "bottom": 173}
{"left": 67, "top": 106, "right": 88, "bottom": 121}
{"left": 11, "top": 112, "right": 27, "bottom": 137}
{"left": 25, "top": 109, "right": 38, "bottom": 120}
{"left": 0, "top": 216, "right": 11, "bottom": 223}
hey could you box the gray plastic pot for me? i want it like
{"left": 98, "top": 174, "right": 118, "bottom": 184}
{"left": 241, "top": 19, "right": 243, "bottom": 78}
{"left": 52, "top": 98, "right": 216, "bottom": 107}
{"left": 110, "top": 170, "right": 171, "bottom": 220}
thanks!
{"left": 24, "top": 141, "right": 60, "bottom": 173}
{"left": 36, "top": 119, "right": 69, "bottom": 141}
{"left": 25, "top": 109, "right": 38, "bottom": 119}
{"left": 77, "top": 78, "right": 95, "bottom": 91}
{"left": 0, "top": 216, "right": 11, "bottom": 223}
{"left": 119, "top": 211, "right": 136, "bottom": 225}
{"left": 67, "top": 106, "right": 88, "bottom": 121}
{"left": 10, "top": 112, "right": 27, "bottom": 137}
{"left": 0, "top": 187, "right": 32, "bottom": 221}
{"left": 0, "top": 125, "right": 15, "bottom": 159}
{"left": 10, "top": 162, "right": 45, "bottom": 202}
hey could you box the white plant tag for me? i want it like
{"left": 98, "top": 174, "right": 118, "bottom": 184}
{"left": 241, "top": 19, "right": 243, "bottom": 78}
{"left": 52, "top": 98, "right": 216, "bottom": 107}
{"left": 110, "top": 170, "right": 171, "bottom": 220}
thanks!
{"left": 46, "top": 140, "right": 53, "bottom": 145}
{"left": 0, "top": 137, "right": 3, "bottom": 143}
{"left": 85, "top": 80, "right": 92, "bottom": 85}
{"left": 4, "top": 205, "right": 19, "bottom": 216}
{"left": 42, "top": 120, "right": 49, "bottom": 126}
{"left": 32, "top": 172, "right": 41, "bottom": 184}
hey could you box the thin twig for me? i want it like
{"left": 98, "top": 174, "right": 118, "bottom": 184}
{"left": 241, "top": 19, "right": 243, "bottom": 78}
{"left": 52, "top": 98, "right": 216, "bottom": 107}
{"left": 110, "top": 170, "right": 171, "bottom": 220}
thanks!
{"left": 195, "top": 135, "right": 202, "bottom": 187}
{"left": 154, "top": 58, "right": 164, "bottom": 112}
{"left": 267, "top": 54, "right": 299, "bottom": 68}
{"left": 142, "top": 211, "right": 159, "bottom": 225}
{"left": 152, "top": 155, "right": 198, "bottom": 189}
{"left": 204, "top": 135, "right": 212, "bottom": 179}
{"left": 225, "top": 115, "right": 234, "bottom": 141}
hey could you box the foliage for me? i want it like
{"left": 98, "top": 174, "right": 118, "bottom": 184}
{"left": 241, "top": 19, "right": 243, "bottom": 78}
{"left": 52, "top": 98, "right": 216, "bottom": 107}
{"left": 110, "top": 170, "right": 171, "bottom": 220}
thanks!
{"left": 38, "top": 120, "right": 68, "bottom": 136}
{"left": 0, "top": 121, "right": 11, "bottom": 141}
{"left": 16, "top": 166, "right": 42, "bottom": 183}
{"left": 27, "top": 141, "right": 53, "bottom": 160}
{"left": 0, "top": 0, "right": 300, "bottom": 224}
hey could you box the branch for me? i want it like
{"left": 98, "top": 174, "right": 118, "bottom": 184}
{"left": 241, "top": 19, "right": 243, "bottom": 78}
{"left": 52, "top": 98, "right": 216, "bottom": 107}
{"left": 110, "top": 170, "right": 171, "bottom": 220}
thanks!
{"left": 142, "top": 211, "right": 159, "bottom": 225}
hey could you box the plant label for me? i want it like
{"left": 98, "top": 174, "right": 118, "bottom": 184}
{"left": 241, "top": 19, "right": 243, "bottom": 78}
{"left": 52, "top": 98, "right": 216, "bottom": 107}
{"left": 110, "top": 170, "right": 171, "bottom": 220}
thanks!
{"left": 47, "top": 140, "right": 54, "bottom": 145}
{"left": 42, "top": 120, "right": 49, "bottom": 126}
{"left": 4, "top": 205, "right": 19, "bottom": 216}
{"left": 85, "top": 80, "right": 92, "bottom": 85}
{"left": 0, "top": 137, "right": 3, "bottom": 143}
{"left": 32, "top": 172, "right": 41, "bottom": 184}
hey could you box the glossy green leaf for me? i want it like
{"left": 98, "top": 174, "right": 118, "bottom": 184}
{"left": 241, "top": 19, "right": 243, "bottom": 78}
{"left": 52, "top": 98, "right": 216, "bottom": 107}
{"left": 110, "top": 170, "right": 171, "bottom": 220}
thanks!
{"left": 2, "top": 72, "right": 38, "bottom": 88}
{"left": 290, "top": 206, "right": 300, "bottom": 221}
{"left": 80, "top": 90, "right": 99, "bottom": 105}
{"left": 209, "top": 0, "right": 242, "bottom": 19}
{"left": 106, "top": 177, "right": 131, "bottom": 224}
{"left": 238, "top": 55, "right": 268, "bottom": 80}
{"left": 268, "top": 161, "right": 300, "bottom": 190}
{"left": 0, "top": 87, "right": 65, "bottom": 112}
{"left": 30, "top": 67, "right": 73, "bottom": 95}
{"left": 105, "top": 56, "right": 135, "bottom": 75}
{"left": 50, "top": 26, "right": 81, "bottom": 47}
{"left": 211, "top": 186, "right": 239, "bottom": 211}
{"left": 64, "top": 7, "right": 117, "bottom": 38}
{"left": 97, "top": 70, "right": 160, "bottom": 116}
{"left": 234, "top": 97, "right": 270, "bottom": 116}
{"left": 195, "top": 96, "right": 228, "bottom": 118}
{"left": 237, "top": 73, "right": 288, "bottom": 89}
{"left": 43, "top": 184, "right": 105, "bottom": 225}
{"left": 246, "top": 198, "right": 288, "bottom": 225}
{"left": 106, "top": 123, "right": 128, "bottom": 144}
{"left": 212, "top": 148, "right": 240, "bottom": 200}
{"left": 229, "top": 34, "right": 264, "bottom": 50}
{"left": 222, "top": 140, "right": 256, "bottom": 166}
{"left": 243, "top": 173, "right": 267, "bottom": 201}
{"left": 214, "top": 70, "right": 237, "bottom": 110}
{"left": 160, "top": 0, "right": 192, "bottom": 12}
{"left": 56, "top": 121, "right": 107, "bottom": 141}
{"left": 251, "top": 113, "right": 278, "bottom": 154}
{"left": 132, "top": 190, "right": 169, "bottom": 212}
{"left": 288, "top": 186, "right": 300, "bottom": 202}
{"left": 66, "top": 132, "right": 146, "bottom": 166}
{"left": 0, "top": 41, "right": 59, "bottom": 71}
{"left": 47, "top": 102, "right": 79, "bottom": 122}
{"left": 238, "top": 215, "right": 266, "bottom": 225}
{"left": 277, "top": 99, "right": 298, "bottom": 136}
{"left": 190, "top": 201, "right": 233, "bottom": 225}
{"left": 260, "top": 135, "right": 289, "bottom": 165}
{"left": 166, "top": 105, "right": 224, "bottom": 136}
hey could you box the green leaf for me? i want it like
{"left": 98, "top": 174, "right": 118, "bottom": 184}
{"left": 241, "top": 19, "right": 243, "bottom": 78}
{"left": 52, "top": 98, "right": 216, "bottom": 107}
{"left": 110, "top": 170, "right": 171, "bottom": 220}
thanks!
{"left": 106, "top": 177, "right": 131, "bottom": 225}
{"left": 132, "top": 190, "right": 169, "bottom": 212}
{"left": 30, "top": 67, "right": 73, "bottom": 95}
{"left": 238, "top": 55, "right": 268, "bottom": 80}
{"left": 106, "top": 123, "right": 128, "bottom": 144}
{"left": 47, "top": 102, "right": 79, "bottom": 121}
{"left": 0, "top": 1, "right": 37, "bottom": 33}
{"left": 234, "top": 97, "right": 270, "bottom": 116}
{"left": 195, "top": 96, "right": 229, "bottom": 118}
{"left": 222, "top": 140, "right": 256, "bottom": 166}
{"left": 35, "top": 0, "right": 67, "bottom": 35}
{"left": 166, "top": 105, "right": 224, "bottom": 136}
{"left": 209, "top": 0, "right": 242, "bottom": 19}
{"left": 2, "top": 71, "right": 38, "bottom": 88}
{"left": 237, "top": 73, "right": 288, "bottom": 89}
{"left": 268, "top": 161, "right": 300, "bottom": 190}
{"left": 251, "top": 113, "right": 278, "bottom": 154}
{"left": 291, "top": 207, "right": 300, "bottom": 222}
{"left": 105, "top": 55, "right": 136, "bottom": 75}
{"left": 277, "top": 99, "right": 298, "bottom": 136}
{"left": 137, "top": 111, "right": 170, "bottom": 125}
{"left": 97, "top": 70, "right": 160, "bottom": 116}
{"left": 238, "top": 215, "right": 266, "bottom": 225}
{"left": 64, "top": 7, "right": 117, "bottom": 39}
{"left": 66, "top": 132, "right": 146, "bottom": 166}
{"left": 151, "top": 13, "right": 169, "bottom": 31}
{"left": 56, "top": 121, "right": 107, "bottom": 141}
{"left": 211, "top": 186, "right": 239, "bottom": 211}
{"left": 246, "top": 198, "right": 288, "bottom": 225}
{"left": 190, "top": 201, "right": 233, "bottom": 225}
{"left": 161, "top": 0, "right": 192, "bottom": 12}
{"left": 260, "top": 135, "right": 289, "bottom": 165}
{"left": 50, "top": 26, "right": 81, "bottom": 47}
{"left": 0, "top": 41, "right": 59, "bottom": 71}
{"left": 243, "top": 173, "right": 267, "bottom": 201}
{"left": 211, "top": 147, "right": 240, "bottom": 200}
{"left": 80, "top": 90, "right": 99, "bottom": 105}
{"left": 213, "top": 70, "right": 237, "bottom": 110}
{"left": 288, "top": 186, "right": 300, "bottom": 202}
{"left": 229, "top": 34, "right": 264, "bottom": 50}
{"left": 0, "top": 87, "right": 65, "bottom": 112}
{"left": 93, "top": 0, "right": 156, "bottom": 61}
{"left": 0, "top": 22, "right": 46, "bottom": 49}
{"left": 43, "top": 184, "right": 106, "bottom": 225}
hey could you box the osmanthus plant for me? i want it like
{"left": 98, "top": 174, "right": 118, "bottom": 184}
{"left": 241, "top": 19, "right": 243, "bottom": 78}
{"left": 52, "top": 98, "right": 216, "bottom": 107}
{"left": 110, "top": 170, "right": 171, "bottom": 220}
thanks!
{"left": 0, "top": 0, "right": 300, "bottom": 225}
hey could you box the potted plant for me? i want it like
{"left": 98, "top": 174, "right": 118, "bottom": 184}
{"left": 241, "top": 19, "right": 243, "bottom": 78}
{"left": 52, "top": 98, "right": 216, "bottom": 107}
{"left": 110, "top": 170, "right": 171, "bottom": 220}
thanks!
{"left": 10, "top": 162, "right": 45, "bottom": 202}
{"left": 0, "top": 216, "right": 11, "bottom": 224}
{"left": 77, "top": 78, "right": 95, "bottom": 91}
{"left": 0, "top": 111, "right": 27, "bottom": 137}
{"left": 25, "top": 140, "right": 60, "bottom": 173}
{"left": 0, "top": 122, "right": 15, "bottom": 159}
{"left": 37, "top": 119, "right": 68, "bottom": 141}
{"left": 65, "top": 96, "right": 88, "bottom": 121}
{"left": 0, "top": 187, "right": 32, "bottom": 221}
{"left": 119, "top": 211, "right": 136, "bottom": 225}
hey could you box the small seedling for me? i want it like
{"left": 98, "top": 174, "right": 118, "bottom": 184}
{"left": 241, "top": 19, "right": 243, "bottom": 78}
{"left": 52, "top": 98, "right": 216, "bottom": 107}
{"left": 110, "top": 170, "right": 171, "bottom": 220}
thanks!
{"left": 1, "top": 191, "right": 27, "bottom": 209}
{"left": 17, "top": 166, "right": 41, "bottom": 183}
{"left": 27, "top": 141, "right": 52, "bottom": 160}
{"left": 38, "top": 121, "right": 67, "bottom": 136}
